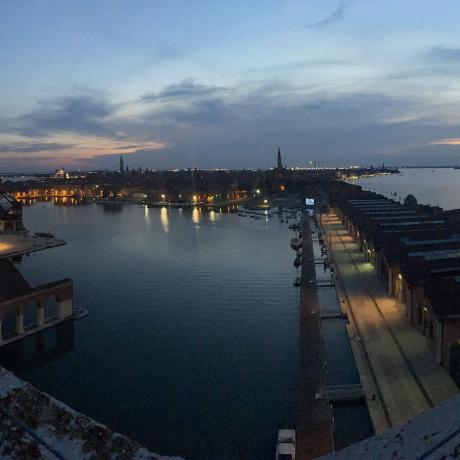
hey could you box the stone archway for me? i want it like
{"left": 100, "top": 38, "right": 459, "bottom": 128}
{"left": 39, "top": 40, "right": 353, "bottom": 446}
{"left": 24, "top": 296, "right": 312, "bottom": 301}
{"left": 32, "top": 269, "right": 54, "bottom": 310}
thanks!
{"left": 23, "top": 300, "right": 39, "bottom": 329}
{"left": 1, "top": 308, "right": 17, "bottom": 339}
{"left": 44, "top": 295, "right": 58, "bottom": 322}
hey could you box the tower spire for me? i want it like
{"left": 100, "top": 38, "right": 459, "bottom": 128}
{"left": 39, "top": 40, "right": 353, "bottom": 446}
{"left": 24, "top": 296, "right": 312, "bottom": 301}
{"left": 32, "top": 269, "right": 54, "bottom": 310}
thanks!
{"left": 120, "top": 155, "right": 124, "bottom": 173}
{"left": 277, "top": 146, "right": 283, "bottom": 170}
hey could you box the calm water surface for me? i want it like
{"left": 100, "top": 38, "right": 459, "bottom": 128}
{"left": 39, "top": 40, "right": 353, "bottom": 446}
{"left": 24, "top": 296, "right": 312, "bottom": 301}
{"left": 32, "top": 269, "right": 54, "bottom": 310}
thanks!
{"left": 1, "top": 202, "right": 299, "bottom": 459}
{"left": 353, "top": 168, "right": 460, "bottom": 210}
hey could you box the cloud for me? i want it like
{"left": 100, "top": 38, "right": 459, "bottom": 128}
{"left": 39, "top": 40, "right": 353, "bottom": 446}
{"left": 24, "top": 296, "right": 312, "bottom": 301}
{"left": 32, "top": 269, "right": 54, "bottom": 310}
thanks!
{"left": 424, "top": 46, "right": 460, "bottom": 63}
{"left": 139, "top": 79, "right": 225, "bottom": 103}
{"left": 430, "top": 138, "right": 460, "bottom": 146}
{"left": 379, "top": 115, "right": 421, "bottom": 125}
{"left": 388, "top": 46, "right": 460, "bottom": 81}
{"left": 0, "top": 142, "right": 74, "bottom": 155}
{"left": 306, "top": 3, "right": 347, "bottom": 30}
{"left": 13, "top": 95, "right": 118, "bottom": 138}
{"left": 4, "top": 77, "right": 460, "bottom": 171}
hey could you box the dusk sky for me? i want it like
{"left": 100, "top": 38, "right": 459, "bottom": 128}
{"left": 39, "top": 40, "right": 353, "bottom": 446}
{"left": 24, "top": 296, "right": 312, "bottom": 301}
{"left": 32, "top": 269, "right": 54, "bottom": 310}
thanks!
{"left": 3, "top": 0, "right": 460, "bottom": 171}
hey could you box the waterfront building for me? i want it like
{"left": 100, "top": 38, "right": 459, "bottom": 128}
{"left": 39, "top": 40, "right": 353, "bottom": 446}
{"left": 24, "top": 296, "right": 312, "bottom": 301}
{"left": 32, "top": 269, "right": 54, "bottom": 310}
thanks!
{"left": 329, "top": 182, "right": 460, "bottom": 377}
{"left": 54, "top": 167, "right": 68, "bottom": 179}
{"left": 0, "top": 192, "right": 74, "bottom": 345}
{"left": 0, "top": 192, "right": 25, "bottom": 234}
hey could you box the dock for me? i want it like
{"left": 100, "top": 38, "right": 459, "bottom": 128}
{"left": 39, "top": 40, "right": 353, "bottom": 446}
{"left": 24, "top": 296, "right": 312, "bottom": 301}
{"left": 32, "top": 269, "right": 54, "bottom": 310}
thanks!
{"left": 296, "top": 214, "right": 334, "bottom": 459}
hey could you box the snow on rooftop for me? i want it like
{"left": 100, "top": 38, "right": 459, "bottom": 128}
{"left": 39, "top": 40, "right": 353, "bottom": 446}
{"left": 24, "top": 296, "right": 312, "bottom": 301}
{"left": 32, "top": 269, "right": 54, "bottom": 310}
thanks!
{"left": 0, "top": 367, "right": 183, "bottom": 460}
{"left": 319, "top": 394, "right": 460, "bottom": 459}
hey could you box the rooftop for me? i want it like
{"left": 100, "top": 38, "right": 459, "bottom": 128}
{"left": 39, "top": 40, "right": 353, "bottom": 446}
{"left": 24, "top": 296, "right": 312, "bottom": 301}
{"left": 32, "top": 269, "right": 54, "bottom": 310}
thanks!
{"left": 402, "top": 236, "right": 460, "bottom": 246}
{"left": 379, "top": 220, "right": 444, "bottom": 227}
{"left": 370, "top": 214, "right": 428, "bottom": 221}
{"left": 0, "top": 367, "right": 183, "bottom": 459}
{"left": 320, "top": 394, "right": 460, "bottom": 459}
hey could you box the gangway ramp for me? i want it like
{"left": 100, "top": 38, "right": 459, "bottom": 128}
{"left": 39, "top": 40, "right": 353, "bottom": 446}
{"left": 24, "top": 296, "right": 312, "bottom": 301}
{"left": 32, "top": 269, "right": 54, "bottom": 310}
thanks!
{"left": 316, "top": 384, "right": 365, "bottom": 402}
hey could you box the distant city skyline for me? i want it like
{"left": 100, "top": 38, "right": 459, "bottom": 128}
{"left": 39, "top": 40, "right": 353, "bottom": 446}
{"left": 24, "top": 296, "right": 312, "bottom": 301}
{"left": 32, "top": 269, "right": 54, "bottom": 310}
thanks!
{"left": 3, "top": 1, "right": 460, "bottom": 171}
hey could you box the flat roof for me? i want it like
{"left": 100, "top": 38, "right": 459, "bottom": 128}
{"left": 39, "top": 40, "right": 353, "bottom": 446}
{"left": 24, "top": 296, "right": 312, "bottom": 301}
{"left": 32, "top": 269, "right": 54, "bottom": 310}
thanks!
{"left": 379, "top": 220, "right": 444, "bottom": 227}
{"left": 349, "top": 203, "right": 393, "bottom": 207}
{"left": 382, "top": 227, "right": 446, "bottom": 234}
{"left": 351, "top": 203, "right": 401, "bottom": 207}
{"left": 348, "top": 199, "right": 390, "bottom": 203}
{"left": 370, "top": 215, "right": 428, "bottom": 221}
{"left": 430, "top": 266, "right": 460, "bottom": 275}
{"left": 0, "top": 234, "right": 65, "bottom": 259}
{"left": 403, "top": 236, "right": 460, "bottom": 246}
{"left": 363, "top": 210, "right": 416, "bottom": 215}
{"left": 424, "top": 252, "right": 460, "bottom": 262}
{"left": 409, "top": 249, "right": 460, "bottom": 258}
{"left": 352, "top": 207, "right": 404, "bottom": 212}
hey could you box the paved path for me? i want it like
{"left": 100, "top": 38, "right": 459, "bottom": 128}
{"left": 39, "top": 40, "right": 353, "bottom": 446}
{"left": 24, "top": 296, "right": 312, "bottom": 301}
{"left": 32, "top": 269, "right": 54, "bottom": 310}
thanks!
{"left": 321, "top": 213, "right": 458, "bottom": 432}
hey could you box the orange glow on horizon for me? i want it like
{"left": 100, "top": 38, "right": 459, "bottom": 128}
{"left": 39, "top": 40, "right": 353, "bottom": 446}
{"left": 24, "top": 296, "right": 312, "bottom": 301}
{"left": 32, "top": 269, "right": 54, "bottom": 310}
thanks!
{"left": 431, "top": 138, "right": 460, "bottom": 145}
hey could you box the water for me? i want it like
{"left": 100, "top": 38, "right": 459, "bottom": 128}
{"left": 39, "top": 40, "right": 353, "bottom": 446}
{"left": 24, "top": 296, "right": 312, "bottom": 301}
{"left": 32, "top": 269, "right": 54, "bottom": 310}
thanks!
{"left": 352, "top": 168, "right": 460, "bottom": 210}
{"left": 0, "top": 202, "right": 299, "bottom": 459}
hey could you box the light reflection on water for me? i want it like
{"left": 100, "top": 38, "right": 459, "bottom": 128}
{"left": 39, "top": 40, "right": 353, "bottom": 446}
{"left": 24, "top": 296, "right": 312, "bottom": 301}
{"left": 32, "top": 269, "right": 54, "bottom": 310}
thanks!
{"left": 192, "top": 207, "right": 200, "bottom": 225}
{"left": 160, "top": 206, "right": 169, "bottom": 234}
{"left": 5, "top": 201, "right": 299, "bottom": 459}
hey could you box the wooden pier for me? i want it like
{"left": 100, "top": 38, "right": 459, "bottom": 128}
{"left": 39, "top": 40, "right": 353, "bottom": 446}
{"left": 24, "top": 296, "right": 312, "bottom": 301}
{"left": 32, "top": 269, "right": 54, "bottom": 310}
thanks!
{"left": 296, "top": 214, "right": 334, "bottom": 459}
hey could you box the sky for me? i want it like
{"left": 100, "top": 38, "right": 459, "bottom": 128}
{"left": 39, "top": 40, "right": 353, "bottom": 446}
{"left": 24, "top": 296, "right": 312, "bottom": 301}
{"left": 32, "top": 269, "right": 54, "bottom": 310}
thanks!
{"left": 2, "top": 0, "right": 460, "bottom": 171}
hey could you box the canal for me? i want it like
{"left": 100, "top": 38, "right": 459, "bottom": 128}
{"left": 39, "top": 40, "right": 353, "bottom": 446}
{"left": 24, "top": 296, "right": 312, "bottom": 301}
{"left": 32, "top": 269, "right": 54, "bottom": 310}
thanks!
{"left": 311, "top": 216, "right": 374, "bottom": 450}
{"left": 0, "top": 201, "right": 299, "bottom": 459}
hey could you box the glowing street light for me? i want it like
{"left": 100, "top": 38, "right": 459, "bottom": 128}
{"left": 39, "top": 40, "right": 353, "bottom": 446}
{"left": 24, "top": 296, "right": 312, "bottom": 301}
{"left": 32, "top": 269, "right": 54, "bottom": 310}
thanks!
{"left": 256, "top": 189, "right": 261, "bottom": 194}
{"left": 161, "top": 194, "right": 166, "bottom": 200}
{"left": 263, "top": 199, "right": 268, "bottom": 204}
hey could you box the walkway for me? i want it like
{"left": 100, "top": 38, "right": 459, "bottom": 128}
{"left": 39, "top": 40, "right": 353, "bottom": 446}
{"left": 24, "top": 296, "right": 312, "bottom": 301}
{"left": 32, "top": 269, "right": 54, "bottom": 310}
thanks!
{"left": 321, "top": 213, "right": 458, "bottom": 432}
{"left": 296, "top": 215, "right": 333, "bottom": 460}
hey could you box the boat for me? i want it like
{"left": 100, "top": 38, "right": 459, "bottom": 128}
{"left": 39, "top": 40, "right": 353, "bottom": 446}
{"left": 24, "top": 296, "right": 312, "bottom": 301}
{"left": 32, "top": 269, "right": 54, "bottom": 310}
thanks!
{"left": 290, "top": 238, "right": 302, "bottom": 250}
{"left": 275, "top": 429, "right": 296, "bottom": 460}
{"left": 34, "top": 231, "right": 55, "bottom": 238}
{"left": 72, "top": 305, "right": 89, "bottom": 320}
{"left": 293, "top": 277, "right": 301, "bottom": 287}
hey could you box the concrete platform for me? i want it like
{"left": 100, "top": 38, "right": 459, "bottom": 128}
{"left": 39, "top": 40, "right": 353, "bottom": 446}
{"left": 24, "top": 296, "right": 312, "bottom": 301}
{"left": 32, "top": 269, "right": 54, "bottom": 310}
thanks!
{"left": 0, "top": 233, "right": 65, "bottom": 259}
{"left": 321, "top": 213, "right": 459, "bottom": 431}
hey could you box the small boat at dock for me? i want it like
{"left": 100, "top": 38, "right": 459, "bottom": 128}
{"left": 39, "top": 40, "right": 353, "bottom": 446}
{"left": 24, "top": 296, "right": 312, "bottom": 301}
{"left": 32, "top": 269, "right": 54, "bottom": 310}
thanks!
{"left": 293, "top": 255, "right": 302, "bottom": 267}
{"left": 275, "top": 429, "right": 296, "bottom": 460}
{"left": 290, "top": 238, "right": 302, "bottom": 250}
{"left": 34, "top": 231, "right": 55, "bottom": 238}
